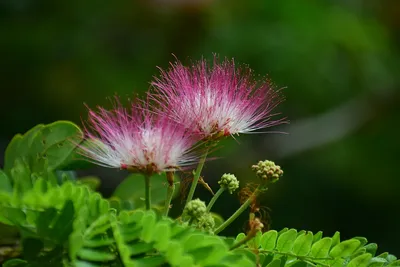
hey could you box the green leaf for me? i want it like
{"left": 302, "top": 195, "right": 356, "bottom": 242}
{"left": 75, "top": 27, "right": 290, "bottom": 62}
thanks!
{"left": 4, "top": 124, "right": 44, "bottom": 173}
{"left": 261, "top": 230, "right": 278, "bottom": 250}
{"left": 76, "top": 248, "right": 116, "bottom": 261}
{"left": 51, "top": 200, "right": 75, "bottom": 243}
{"left": 330, "top": 239, "right": 361, "bottom": 258}
{"left": 4, "top": 134, "right": 23, "bottom": 173}
{"left": 236, "top": 233, "right": 246, "bottom": 243}
{"left": 266, "top": 259, "right": 281, "bottom": 267}
{"left": 0, "top": 169, "right": 13, "bottom": 193}
{"left": 190, "top": 244, "right": 227, "bottom": 265}
{"left": 312, "top": 231, "right": 323, "bottom": 243}
{"left": 368, "top": 257, "right": 387, "bottom": 267}
{"left": 3, "top": 259, "right": 28, "bottom": 267}
{"left": 352, "top": 247, "right": 367, "bottom": 259}
{"left": 276, "top": 229, "right": 297, "bottom": 253}
{"left": 332, "top": 231, "right": 340, "bottom": 247}
{"left": 31, "top": 121, "right": 83, "bottom": 171}
{"left": 387, "top": 259, "right": 400, "bottom": 266}
{"left": 140, "top": 210, "right": 157, "bottom": 242}
{"left": 310, "top": 237, "right": 332, "bottom": 258}
{"left": 297, "top": 230, "right": 306, "bottom": 236}
{"left": 377, "top": 253, "right": 389, "bottom": 259}
{"left": 223, "top": 237, "right": 236, "bottom": 248}
{"left": 83, "top": 238, "right": 115, "bottom": 248}
{"left": 183, "top": 233, "right": 206, "bottom": 251}
{"left": 353, "top": 237, "right": 368, "bottom": 247}
{"left": 234, "top": 248, "right": 257, "bottom": 263}
{"left": 348, "top": 253, "right": 372, "bottom": 267}
{"left": 387, "top": 255, "right": 398, "bottom": 263}
{"left": 2, "top": 207, "right": 27, "bottom": 226}
{"left": 278, "top": 228, "right": 289, "bottom": 235}
{"left": 286, "top": 260, "right": 307, "bottom": 267}
{"left": 364, "top": 243, "right": 377, "bottom": 256}
{"left": 261, "top": 253, "right": 274, "bottom": 267}
{"left": 130, "top": 242, "right": 154, "bottom": 256}
{"left": 331, "top": 258, "right": 346, "bottom": 267}
{"left": 152, "top": 221, "right": 171, "bottom": 251}
{"left": 56, "top": 139, "right": 94, "bottom": 170}
{"left": 113, "top": 173, "right": 180, "bottom": 208}
{"left": 292, "top": 232, "right": 313, "bottom": 256}
{"left": 37, "top": 208, "right": 58, "bottom": 238}
{"left": 134, "top": 255, "right": 166, "bottom": 267}
{"left": 11, "top": 158, "right": 32, "bottom": 193}
{"left": 165, "top": 241, "right": 184, "bottom": 266}
{"left": 248, "top": 231, "right": 262, "bottom": 249}
{"left": 74, "top": 262, "right": 98, "bottom": 267}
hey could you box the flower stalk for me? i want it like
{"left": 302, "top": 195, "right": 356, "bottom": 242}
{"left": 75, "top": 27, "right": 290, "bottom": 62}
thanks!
{"left": 185, "top": 148, "right": 209, "bottom": 206}
{"left": 144, "top": 174, "right": 151, "bottom": 210}
{"left": 214, "top": 185, "right": 264, "bottom": 234}
{"left": 206, "top": 187, "right": 225, "bottom": 212}
{"left": 164, "top": 171, "right": 175, "bottom": 216}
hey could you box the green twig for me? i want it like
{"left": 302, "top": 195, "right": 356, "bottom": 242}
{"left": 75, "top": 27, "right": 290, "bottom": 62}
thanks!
{"left": 144, "top": 174, "right": 151, "bottom": 210}
{"left": 185, "top": 148, "right": 209, "bottom": 206}
{"left": 206, "top": 187, "right": 225, "bottom": 212}
{"left": 214, "top": 186, "right": 261, "bottom": 234}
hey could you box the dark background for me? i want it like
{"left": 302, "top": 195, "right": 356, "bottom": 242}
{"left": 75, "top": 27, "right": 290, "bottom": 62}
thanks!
{"left": 1, "top": 0, "right": 399, "bottom": 255}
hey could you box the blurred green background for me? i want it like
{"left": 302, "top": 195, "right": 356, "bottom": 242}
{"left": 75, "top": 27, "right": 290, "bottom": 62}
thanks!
{"left": 1, "top": 0, "right": 399, "bottom": 255}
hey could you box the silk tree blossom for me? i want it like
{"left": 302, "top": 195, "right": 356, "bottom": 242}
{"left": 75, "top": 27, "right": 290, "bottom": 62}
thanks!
{"left": 79, "top": 100, "right": 199, "bottom": 174}
{"left": 151, "top": 56, "right": 285, "bottom": 140}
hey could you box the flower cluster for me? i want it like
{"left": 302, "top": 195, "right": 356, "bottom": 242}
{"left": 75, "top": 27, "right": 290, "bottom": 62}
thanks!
{"left": 80, "top": 101, "right": 197, "bottom": 174}
{"left": 218, "top": 173, "right": 240, "bottom": 194}
{"left": 151, "top": 56, "right": 284, "bottom": 140}
{"left": 79, "top": 55, "right": 284, "bottom": 175}
{"left": 183, "top": 199, "right": 207, "bottom": 219}
{"left": 183, "top": 199, "right": 215, "bottom": 233}
{"left": 251, "top": 160, "right": 283, "bottom": 183}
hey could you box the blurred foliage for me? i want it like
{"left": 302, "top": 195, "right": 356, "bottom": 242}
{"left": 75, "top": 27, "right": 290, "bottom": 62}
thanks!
{"left": 0, "top": 0, "right": 399, "bottom": 255}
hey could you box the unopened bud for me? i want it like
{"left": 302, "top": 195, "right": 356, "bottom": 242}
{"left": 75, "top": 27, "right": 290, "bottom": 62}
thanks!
{"left": 183, "top": 199, "right": 207, "bottom": 220}
{"left": 196, "top": 213, "right": 215, "bottom": 233}
{"left": 218, "top": 173, "right": 239, "bottom": 194}
{"left": 251, "top": 160, "right": 283, "bottom": 183}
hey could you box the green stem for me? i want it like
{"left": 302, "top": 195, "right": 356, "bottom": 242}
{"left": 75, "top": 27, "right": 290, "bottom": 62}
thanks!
{"left": 185, "top": 148, "right": 209, "bottom": 206}
{"left": 214, "top": 186, "right": 261, "bottom": 234}
{"left": 164, "top": 183, "right": 175, "bottom": 216}
{"left": 206, "top": 187, "right": 225, "bottom": 212}
{"left": 144, "top": 175, "right": 151, "bottom": 210}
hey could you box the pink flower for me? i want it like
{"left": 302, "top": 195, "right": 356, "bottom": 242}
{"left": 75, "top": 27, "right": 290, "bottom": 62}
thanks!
{"left": 151, "top": 56, "right": 285, "bottom": 139}
{"left": 79, "top": 99, "right": 199, "bottom": 173}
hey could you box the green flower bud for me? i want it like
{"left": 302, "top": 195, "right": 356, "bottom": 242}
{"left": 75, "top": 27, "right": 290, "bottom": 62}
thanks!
{"left": 196, "top": 213, "right": 215, "bottom": 233}
{"left": 183, "top": 199, "right": 207, "bottom": 220}
{"left": 218, "top": 173, "right": 239, "bottom": 194}
{"left": 251, "top": 160, "right": 283, "bottom": 183}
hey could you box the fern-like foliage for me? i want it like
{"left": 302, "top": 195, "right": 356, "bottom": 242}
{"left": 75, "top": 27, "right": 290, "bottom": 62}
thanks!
{"left": 1, "top": 176, "right": 254, "bottom": 266}
{"left": 233, "top": 228, "right": 399, "bottom": 267}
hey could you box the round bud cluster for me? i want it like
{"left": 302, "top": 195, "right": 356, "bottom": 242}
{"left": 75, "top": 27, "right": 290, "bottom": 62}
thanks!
{"left": 196, "top": 213, "right": 215, "bottom": 233}
{"left": 251, "top": 160, "right": 283, "bottom": 183}
{"left": 183, "top": 199, "right": 207, "bottom": 220}
{"left": 218, "top": 173, "right": 239, "bottom": 194}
